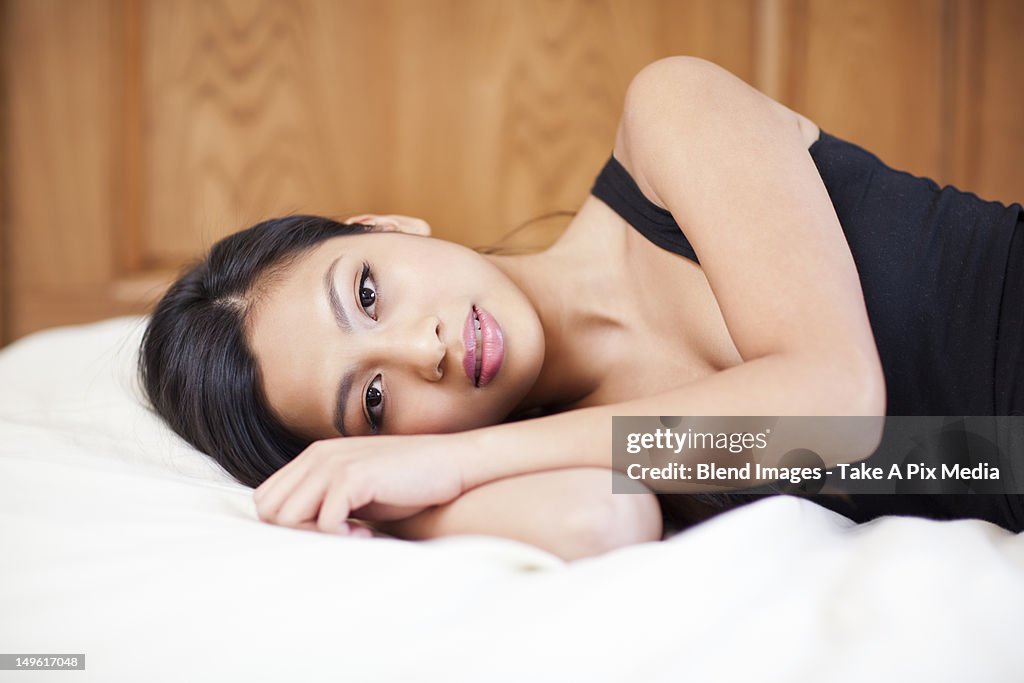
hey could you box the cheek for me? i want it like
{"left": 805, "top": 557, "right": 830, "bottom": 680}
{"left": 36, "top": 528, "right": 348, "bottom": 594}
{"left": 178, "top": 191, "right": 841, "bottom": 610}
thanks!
{"left": 408, "top": 249, "right": 484, "bottom": 291}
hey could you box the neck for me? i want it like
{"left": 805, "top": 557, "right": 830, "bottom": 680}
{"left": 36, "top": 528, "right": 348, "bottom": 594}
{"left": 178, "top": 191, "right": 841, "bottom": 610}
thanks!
{"left": 484, "top": 209, "right": 627, "bottom": 417}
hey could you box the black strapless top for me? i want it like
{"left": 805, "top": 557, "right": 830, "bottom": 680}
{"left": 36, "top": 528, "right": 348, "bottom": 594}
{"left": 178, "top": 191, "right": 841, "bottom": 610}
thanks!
{"left": 591, "top": 129, "right": 1024, "bottom": 532}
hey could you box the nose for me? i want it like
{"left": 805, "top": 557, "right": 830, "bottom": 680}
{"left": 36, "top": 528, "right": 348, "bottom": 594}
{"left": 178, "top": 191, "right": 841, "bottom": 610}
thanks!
{"left": 367, "top": 315, "right": 446, "bottom": 381}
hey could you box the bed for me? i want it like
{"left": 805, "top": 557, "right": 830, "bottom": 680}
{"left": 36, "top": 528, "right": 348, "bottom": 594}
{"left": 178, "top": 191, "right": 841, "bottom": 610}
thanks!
{"left": 2, "top": 316, "right": 1023, "bottom": 682}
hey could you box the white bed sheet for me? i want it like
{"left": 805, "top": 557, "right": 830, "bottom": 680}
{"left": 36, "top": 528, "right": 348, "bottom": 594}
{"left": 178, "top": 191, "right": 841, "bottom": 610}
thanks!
{"left": 1, "top": 317, "right": 1023, "bottom": 682}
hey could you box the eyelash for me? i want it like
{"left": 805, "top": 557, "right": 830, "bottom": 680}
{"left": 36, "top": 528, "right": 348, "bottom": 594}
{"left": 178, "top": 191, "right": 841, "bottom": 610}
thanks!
{"left": 358, "top": 262, "right": 384, "bottom": 433}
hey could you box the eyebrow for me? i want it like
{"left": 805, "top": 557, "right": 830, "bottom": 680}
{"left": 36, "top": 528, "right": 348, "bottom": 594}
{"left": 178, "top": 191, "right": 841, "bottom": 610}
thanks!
{"left": 325, "top": 256, "right": 355, "bottom": 437}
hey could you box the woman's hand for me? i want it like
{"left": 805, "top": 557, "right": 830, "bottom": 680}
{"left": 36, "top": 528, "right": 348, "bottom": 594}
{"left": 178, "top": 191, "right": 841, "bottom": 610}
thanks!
{"left": 252, "top": 433, "right": 467, "bottom": 535}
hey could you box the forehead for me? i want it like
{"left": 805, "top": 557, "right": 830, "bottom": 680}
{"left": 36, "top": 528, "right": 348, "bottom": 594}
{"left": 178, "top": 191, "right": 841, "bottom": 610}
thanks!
{"left": 286, "top": 230, "right": 436, "bottom": 267}
{"left": 252, "top": 230, "right": 435, "bottom": 323}
{"left": 243, "top": 258, "right": 330, "bottom": 433}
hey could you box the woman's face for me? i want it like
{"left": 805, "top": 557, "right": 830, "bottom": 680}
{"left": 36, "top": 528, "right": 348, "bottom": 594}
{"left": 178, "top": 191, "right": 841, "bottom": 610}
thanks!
{"left": 247, "top": 227, "right": 545, "bottom": 441}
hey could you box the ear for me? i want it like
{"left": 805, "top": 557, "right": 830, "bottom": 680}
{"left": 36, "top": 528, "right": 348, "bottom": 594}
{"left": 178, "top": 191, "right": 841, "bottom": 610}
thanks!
{"left": 343, "top": 214, "right": 432, "bottom": 237}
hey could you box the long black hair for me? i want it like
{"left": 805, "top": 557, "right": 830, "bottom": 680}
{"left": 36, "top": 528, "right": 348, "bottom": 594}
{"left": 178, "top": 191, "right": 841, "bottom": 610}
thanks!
{"left": 138, "top": 215, "right": 368, "bottom": 488}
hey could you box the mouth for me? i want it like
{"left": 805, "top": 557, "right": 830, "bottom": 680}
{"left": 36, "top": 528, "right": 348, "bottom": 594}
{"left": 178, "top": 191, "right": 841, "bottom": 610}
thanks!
{"left": 462, "top": 305, "right": 504, "bottom": 387}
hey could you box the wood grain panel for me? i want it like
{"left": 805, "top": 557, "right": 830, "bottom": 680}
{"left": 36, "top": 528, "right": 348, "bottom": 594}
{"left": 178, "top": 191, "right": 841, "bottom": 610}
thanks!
{"left": 2, "top": 0, "right": 171, "bottom": 343}
{"left": 112, "top": 0, "right": 146, "bottom": 272}
{"left": 4, "top": 0, "right": 121, "bottom": 340}
{"left": 141, "top": 0, "right": 757, "bottom": 261}
{"left": 492, "top": 0, "right": 757, "bottom": 246}
{"left": 778, "top": 0, "right": 947, "bottom": 180}
{"left": 948, "top": 0, "right": 1024, "bottom": 205}
{"left": 5, "top": 0, "right": 119, "bottom": 287}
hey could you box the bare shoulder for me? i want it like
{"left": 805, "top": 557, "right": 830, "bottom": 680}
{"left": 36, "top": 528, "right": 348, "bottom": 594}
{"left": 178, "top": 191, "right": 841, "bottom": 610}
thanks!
{"left": 613, "top": 56, "right": 820, "bottom": 207}
{"left": 604, "top": 56, "right": 884, "bottom": 405}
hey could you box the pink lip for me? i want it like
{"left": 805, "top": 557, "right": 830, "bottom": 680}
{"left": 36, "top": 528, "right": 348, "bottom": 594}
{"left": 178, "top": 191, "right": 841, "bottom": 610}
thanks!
{"left": 475, "top": 305, "right": 504, "bottom": 386}
{"left": 461, "top": 305, "right": 504, "bottom": 387}
{"left": 462, "top": 308, "right": 477, "bottom": 385}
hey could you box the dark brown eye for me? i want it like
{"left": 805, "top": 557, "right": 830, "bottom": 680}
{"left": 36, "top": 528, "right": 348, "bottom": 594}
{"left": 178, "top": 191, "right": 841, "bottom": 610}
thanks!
{"left": 360, "top": 288, "right": 376, "bottom": 308}
{"left": 358, "top": 262, "right": 378, "bottom": 319}
{"left": 365, "top": 375, "right": 384, "bottom": 432}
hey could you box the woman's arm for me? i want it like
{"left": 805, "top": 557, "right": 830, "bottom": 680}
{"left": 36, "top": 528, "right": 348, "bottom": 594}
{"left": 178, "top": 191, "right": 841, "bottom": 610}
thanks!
{"left": 455, "top": 357, "right": 885, "bottom": 491}
{"left": 368, "top": 467, "right": 663, "bottom": 561}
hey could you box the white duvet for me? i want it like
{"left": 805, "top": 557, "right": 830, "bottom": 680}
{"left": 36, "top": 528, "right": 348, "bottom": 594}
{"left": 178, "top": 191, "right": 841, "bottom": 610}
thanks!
{"left": 1, "top": 317, "right": 1023, "bottom": 683}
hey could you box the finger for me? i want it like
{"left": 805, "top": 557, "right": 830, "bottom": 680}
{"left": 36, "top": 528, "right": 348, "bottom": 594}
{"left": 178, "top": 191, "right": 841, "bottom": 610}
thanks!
{"left": 290, "top": 519, "right": 369, "bottom": 538}
{"left": 254, "top": 452, "right": 318, "bottom": 516}
{"left": 303, "top": 519, "right": 373, "bottom": 538}
{"left": 317, "top": 466, "right": 378, "bottom": 532}
{"left": 350, "top": 501, "right": 389, "bottom": 521}
{"left": 316, "top": 480, "right": 354, "bottom": 534}
{"left": 254, "top": 446, "right": 315, "bottom": 498}
{"left": 353, "top": 501, "right": 427, "bottom": 522}
{"left": 255, "top": 466, "right": 311, "bottom": 522}
{"left": 254, "top": 466, "right": 291, "bottom": 504}
{"left": 273, "top": 472, "right": 329, "bottom": 528}
{"left": 348, "top": 524, "right": 374, "bottom": 539}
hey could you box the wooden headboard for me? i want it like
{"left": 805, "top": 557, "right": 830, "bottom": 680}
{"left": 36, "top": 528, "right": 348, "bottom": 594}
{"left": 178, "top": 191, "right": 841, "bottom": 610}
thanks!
{"left": 2, "top": 0, "right": 1022, "bottom": 345}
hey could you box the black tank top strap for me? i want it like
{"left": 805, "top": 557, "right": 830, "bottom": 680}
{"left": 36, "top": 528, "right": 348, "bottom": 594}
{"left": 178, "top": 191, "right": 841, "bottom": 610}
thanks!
{"left": 590, "top": 154, "right": 701, "bottom": 264}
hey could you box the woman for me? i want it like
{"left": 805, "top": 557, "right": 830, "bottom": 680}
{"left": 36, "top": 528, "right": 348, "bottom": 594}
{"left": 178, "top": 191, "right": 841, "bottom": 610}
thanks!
{"left": 140, "top": 56, "right": 1024, "bottom": 560}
